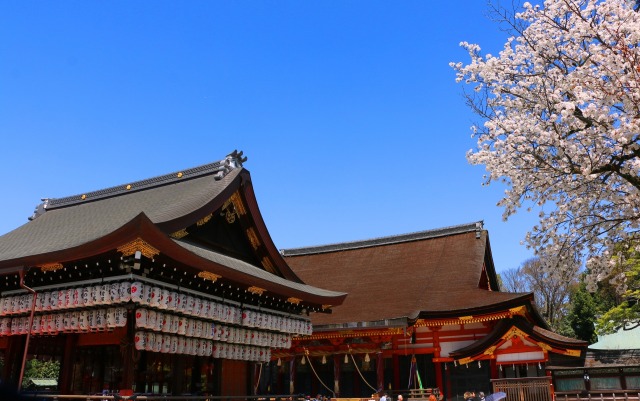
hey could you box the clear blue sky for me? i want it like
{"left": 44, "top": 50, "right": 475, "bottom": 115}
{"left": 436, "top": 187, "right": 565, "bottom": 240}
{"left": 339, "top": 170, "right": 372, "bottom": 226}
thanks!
{"left": 0, "top": 1, "right": 537, "bottom": 273}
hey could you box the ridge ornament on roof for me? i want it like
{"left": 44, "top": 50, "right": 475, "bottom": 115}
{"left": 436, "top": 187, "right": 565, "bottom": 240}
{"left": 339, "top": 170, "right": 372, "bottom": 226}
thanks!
{"left": 29, "top": 150, "right": 248, "bottom": 220}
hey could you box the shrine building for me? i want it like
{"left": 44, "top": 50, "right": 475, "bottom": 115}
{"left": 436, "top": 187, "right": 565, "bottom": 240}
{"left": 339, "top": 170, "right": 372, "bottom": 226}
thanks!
{"left": 269, "top": 222, "right": 588, "bottom": 399}
{"left": 0, "top": 151, "right": 346, "bottom": 395}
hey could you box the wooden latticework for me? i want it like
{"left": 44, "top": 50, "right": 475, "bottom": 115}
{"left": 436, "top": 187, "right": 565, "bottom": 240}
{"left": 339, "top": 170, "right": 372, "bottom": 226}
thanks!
{"left": 492, "top": 377, "right": 553, "bottom": 401}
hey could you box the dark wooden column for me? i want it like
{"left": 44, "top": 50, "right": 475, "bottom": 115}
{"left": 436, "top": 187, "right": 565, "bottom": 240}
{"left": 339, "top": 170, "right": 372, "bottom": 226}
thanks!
{"left": 392, "top": 354, "right": 400, "bottom": 392}
{"left": 120, "top": 307, "right": 138, "bottom": 393}
{"left": 59, "top": 334, "right": 77, "bottom": 393}
{"left": 4, "top": 336, "right": 25, "bottom": 390}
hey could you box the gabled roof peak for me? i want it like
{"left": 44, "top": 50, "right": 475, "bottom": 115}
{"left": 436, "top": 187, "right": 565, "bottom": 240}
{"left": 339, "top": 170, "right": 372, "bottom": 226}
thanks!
{"left": 29, "top": 150, "right": 247, "bottom": 220}
{"left": 281, "top": 221, "right": 484, "bottom": 256}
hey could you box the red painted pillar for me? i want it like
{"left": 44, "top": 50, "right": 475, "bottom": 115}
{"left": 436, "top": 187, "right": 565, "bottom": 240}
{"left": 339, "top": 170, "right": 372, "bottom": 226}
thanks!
{"left": 490, "top": 359, "right": 498, "bottom": 380}
{"left": 432, "top": 327, "right": 443, "bottom": 392}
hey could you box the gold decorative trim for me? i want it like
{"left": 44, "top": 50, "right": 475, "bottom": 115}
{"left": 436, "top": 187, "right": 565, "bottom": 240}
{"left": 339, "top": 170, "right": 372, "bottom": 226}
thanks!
{"left": 197, "top": 213, "right": 213, "bottom": 226}
{"left": 222, "top": 199, "right": 237, "bottom": 224}
{"left": 563, "top": 349, "right": 581, "bottom": 357}
{"left": 261, "top": 257, "right": 275, "bottom": 272}
{"left": 39, "top": 263, "right": 64, "bottom": 272}
{"left": 81, "top": 194, "right": 87, "bottom": 200}
{"left": 287, "top": 297, "right": 301, "bottom": 305}
{"left": 415, "top": 312, "right": 512, "bottom": 327}
{"left": 322, "top": 304, "right": 333, "bottom": 310}
{"left": 459, "top": 316, "right": 474, "bottom": 321}
{"left": 483, "top": 345, "right": 497, "bottom": 356}
{"left": 170, "top": 229, "right": 189, "bottom": 239}
{"left": 246, "top": 227, "right": 260, "bottom": 250}
{"left": 537, "top": 342, "right": 553, "bottom": 352}
{"left": 247, "top": 286, "right": 265, "bottom": 295}
{"left": 230, "top": 192, "right": 247, "bottom": 216}
{"left": 126, "top": 184, "right": 132, "bottom": 190}
{"left": 501, "top": 326, "right": 528, "bottom": 340}
{"left": 116, "top": 238, "right": 160, "bottom": 258}
{"left": 198, "top": 271, "right": 221, "bottom": 282}
{"left": 509, "top": 306, "right": 527, "bottom": 316}
{"left": 177, "top": 172, "right": 183, "bottom": 178}
{"left": 458, "top": 357, "right": 473, "bottom": 365}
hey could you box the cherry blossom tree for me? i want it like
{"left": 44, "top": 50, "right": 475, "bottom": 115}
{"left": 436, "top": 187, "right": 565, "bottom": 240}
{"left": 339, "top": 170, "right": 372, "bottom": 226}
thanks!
{"left": 452, "top": 0, "right": 640, "bottom": 327}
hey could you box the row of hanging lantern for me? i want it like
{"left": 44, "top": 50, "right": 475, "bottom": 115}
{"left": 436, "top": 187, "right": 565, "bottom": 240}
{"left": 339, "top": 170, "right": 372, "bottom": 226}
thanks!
{"left": 0, "top": 281, "right": 312, "bottom": 336}
{"left": 131, "top": 282, "right": 311, "bottom": 335}
{"left": 135, "top": 308, "right": 292, "bottom": 348}
{"left": 133, "top": 331, "right": 271, "bottom": 362}
{"left": 0, "top": 282, "right": 132, "bottom": 315}
{"left": 0, "top": 307, "right": 128, "bottom": 336}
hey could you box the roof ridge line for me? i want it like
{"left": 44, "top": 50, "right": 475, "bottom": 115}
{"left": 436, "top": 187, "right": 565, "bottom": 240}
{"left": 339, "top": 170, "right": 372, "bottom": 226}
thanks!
{"left": 29, "top": 150, "right": 247, "bottom": 219}
{"left": 280, "top": 221, "right": 484, "bottom": 256}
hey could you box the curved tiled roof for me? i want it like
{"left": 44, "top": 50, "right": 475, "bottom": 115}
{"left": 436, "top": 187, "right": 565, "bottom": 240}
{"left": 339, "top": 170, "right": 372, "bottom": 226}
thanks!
{"left": 0, "top": 153, "right": 346, "bottom": 307}
{"left": 174, "top": 239, "right": 346, "bottom": 301}
{"left": 284, "top": 224, "right": 530, "bottom": 326}
{"left": 0, "top": 165, "right": 242, "bottom": 266}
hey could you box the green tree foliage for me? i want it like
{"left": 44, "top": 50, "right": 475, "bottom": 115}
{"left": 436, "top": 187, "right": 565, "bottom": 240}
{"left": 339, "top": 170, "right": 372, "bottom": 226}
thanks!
{"left": 564, "top": 273, "right": 619, "bottom": 342}
{"left": 595, "top": 241, "right": 640, "bottom": 334}
{"left": 23, "top": 358, "right": 60, "bottom": 387}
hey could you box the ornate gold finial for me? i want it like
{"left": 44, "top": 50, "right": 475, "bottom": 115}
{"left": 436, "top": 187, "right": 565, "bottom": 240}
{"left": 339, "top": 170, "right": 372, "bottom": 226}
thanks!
{"left": 198, "top": 271, "right": 222, "bottom": 282}
{"left": 81, "top": 194, "right": 87, "bottom": 200}
{"left": 197, "top": 213, "right": 213, "bottom": 226}
{"left": 39, "top": 262, "right": 64, "bottom": 272}
{"left": 116, "top": 238, "right": 160, "bottom": 258}
{"left": 247, "top": 286, "right": 266, "bottom": 295}
{"left": 246, "top": 227, "right": 260, "bottom": 250}
{"left": 126, "top": 184, "right": 132, "bottom": 190}
{"left": 177, "top": 172, "right": 183, "bottom": 178}
{"left": 287, "top": 297, "right": 301, "bottom": 305}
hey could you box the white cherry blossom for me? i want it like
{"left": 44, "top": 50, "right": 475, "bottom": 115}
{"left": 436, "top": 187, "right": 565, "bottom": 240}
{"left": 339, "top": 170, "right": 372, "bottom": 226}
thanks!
{"left": 452, "top": 0, "right": 640, "bottom": 289}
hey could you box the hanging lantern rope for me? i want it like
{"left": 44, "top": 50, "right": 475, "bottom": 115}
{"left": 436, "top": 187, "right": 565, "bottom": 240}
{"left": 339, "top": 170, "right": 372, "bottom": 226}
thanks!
{"left": 349, "top": 353, "right": 378, "bottom": 393}
{"left": 254, "top": 363, "right": 263, "bottom": 395}
{"left": 304, "top": 354, "right": 336, "bottom": 397}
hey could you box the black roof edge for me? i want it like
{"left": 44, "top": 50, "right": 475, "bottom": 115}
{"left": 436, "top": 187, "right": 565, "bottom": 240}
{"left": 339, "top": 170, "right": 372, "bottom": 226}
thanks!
{"left": 29, "top": 150, "right": 248, "bottom": 219}
{"left": 280, "top": 221, "right": 484, "bottom": 256}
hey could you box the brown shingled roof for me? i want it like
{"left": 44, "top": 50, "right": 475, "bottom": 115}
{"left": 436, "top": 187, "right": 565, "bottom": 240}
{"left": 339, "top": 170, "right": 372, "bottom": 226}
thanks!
{"left": 283, "top": 223, "right": 530, "bottom": 326}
